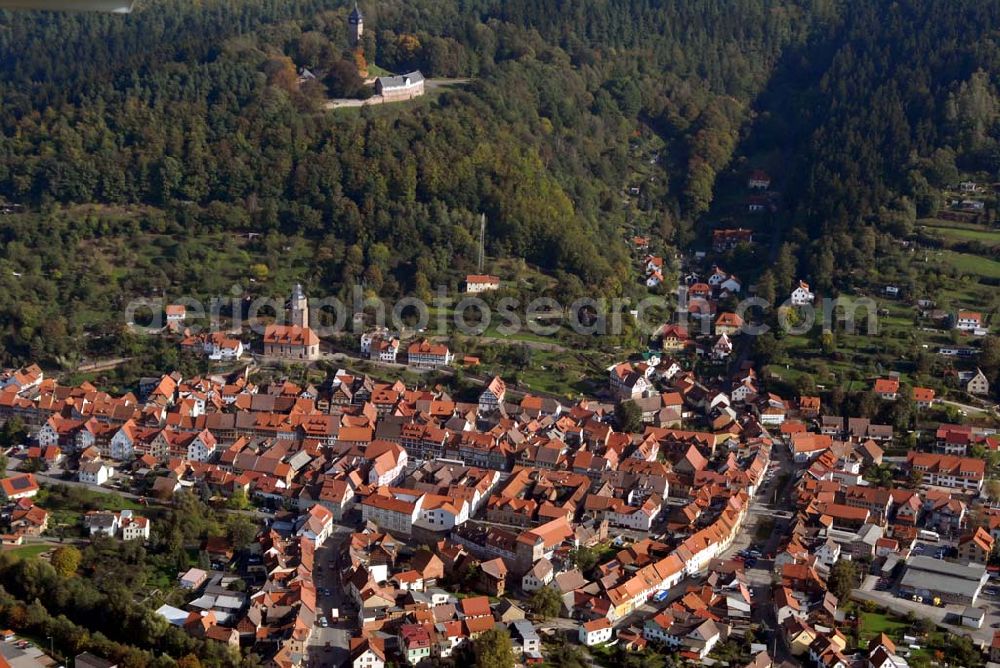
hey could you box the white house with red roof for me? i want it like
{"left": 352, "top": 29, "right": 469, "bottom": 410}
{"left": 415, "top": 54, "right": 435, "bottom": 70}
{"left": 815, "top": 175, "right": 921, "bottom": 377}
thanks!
{"left": 165, "top": 304, "right": 186, "bottom": 323}
{"left": 186, "top": 428, "right": 218, "bottom": 462}
{"left": 908, "top": 452, "right": 985, "bottom": 492}
{"left": 407, "top": 339, "right": 453, "bottom": 368}
{"left": 361, "top": 493, "right": 421, "bottom": 535}
{"left": 608, "top": 362, "right": 651, "bottom": 400}
{"left": 873, "top": 378, "right": 899, "bottom": 401}
{"left": 790, "top": 280, "right": 815, "bottom": 306}
{"left": 955, "top": 310, "right": 983, "bottom": 332}
{"left": 365, "top": 440, "right": 408, "bottom": 486}
{"left": 415, "top": 493, "right": 469, "bottom": 531}
{"left": 350, "top": 637, "right": 386, "bottom": 668}
{"left": 0, "top": 473, "right": 38, "bottom": 500}
{"left": 579, "top": 618, "right": 613, "bottom": 646}
{"left": 465, "top": 274, "right": 500, "bottom": 294}
{"left": 120, "top": 511, "right": 151, "bottom": 541}
{"left": 913, "top": 386, "right": 935, "bottom": 408}
{"left": 205, "top": 332, "right": 243, "bottom": 361}
{"left": 478, "top": 376, "right": 506, "bottom": 414}
{"left": 296, "top": 503, "right": 334, "bottom": 546}
{"left": 360, "top": 329, "right": 400, "bottom": 363}
{"left": 110, "top": 420, "right": 140, "bottom": 460}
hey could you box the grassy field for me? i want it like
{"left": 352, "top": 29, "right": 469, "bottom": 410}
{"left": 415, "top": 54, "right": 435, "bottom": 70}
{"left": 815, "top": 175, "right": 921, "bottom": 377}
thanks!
{"left": 859, "top": 611, "right": 908, "bottom": 642}
{"left": 3, "top": 544, "right": 52, "bottom": 561}
{"left": 857, "top": 610, "right": 945, "bottom": 665}
{"left": 35, "top": 484, "right": 149, "bottom": 532}
{"left": 367, "top": 62, "right": 394, "bottom": 77}
{"left": 504, "top": 347, "right": 606, "bottom": 399}
{"left": 920, "top": 218, "right": 1000, "bottom": 244}
{"left": 480, "top": 320, "right": 566, "bottom": 345}
{"left": 936, "top": 249, "right": 1000, "bottom": 279}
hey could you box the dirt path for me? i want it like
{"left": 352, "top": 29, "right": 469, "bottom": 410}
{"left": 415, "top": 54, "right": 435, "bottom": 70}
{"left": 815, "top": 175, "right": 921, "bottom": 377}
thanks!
{"left": 77, "top": 357, "right": 132, "bottom": 372}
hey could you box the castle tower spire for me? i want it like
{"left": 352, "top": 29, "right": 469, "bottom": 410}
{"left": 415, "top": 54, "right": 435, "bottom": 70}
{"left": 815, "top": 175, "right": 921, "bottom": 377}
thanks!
{"left": 348, "top": 1, "right": 364, "bottom": 46}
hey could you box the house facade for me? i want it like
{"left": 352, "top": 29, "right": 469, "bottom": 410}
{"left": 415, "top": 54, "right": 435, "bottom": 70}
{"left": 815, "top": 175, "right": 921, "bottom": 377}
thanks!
{"left": 407, "top": 340, "right": 453, "bottom": 368}
{"left": 790, "top": 281, "right": 815, "bottom": 306}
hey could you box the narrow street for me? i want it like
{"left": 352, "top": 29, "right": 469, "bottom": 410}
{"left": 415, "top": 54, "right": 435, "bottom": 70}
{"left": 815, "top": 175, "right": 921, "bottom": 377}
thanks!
{"left": 307, "top": 524, "right": 354, "bottom": 667}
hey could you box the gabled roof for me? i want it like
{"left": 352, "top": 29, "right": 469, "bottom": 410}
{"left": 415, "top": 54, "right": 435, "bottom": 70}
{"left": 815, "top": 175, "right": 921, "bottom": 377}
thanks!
{"left": 0, "top": 474, "right": 38, "bottom": 497}
{"left": 263, "top": 324, "right": 319, "bottom": 346}
{"left": 873, "top": 378, "right": 900, "bottom": 394}
{"left": 460, "top": 596, "right": 492, "bottom": 619}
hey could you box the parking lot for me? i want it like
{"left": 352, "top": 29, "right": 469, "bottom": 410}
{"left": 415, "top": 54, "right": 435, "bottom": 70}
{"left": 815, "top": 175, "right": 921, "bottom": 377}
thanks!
{"left": 855, "top": 568, "right": 1000, "bottom": 648}
{"left": 909, "top": 540, "right": 955, "bottom": 560}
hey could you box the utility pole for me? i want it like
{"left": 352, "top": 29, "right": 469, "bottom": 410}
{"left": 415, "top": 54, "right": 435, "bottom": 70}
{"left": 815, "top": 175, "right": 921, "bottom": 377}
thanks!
{"left": 478, "top": 213, "right": 486, "bottom": 273}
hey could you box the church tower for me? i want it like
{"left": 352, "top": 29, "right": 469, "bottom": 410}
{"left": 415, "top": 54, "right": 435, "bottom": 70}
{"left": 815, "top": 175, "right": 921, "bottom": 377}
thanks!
{"left": 348, "top": 2, "right": 363, "bottom": 46}
{"left": 290, "top": 283, "right": 309, "bottom": 328}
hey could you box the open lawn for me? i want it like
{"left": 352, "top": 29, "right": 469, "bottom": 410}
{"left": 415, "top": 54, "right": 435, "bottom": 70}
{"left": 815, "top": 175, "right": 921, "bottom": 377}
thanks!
{"left": 509, "top": 348, "right": 600, "bottom": 398}
{"left": 3, "top": 544, "right": 52, "bottom": 561}
{"left": 937, "top": 249, "right": 1000, "bottom": 279}
{"left": 859, "top": 611, "right": 908, "bottom": 642}
{"left": 920, "top": 218, "right": 1000, "bottom": 244}
{"left": 367, "top": 62, "right": 394, "bottom": 77}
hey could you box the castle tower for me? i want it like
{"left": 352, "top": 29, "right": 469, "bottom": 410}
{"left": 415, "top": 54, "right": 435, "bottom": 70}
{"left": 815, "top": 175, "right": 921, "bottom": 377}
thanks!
{"left": 348, "top": 2, "right": 363, "bottom": 46}
{"left": 290, "top": 283, "right": 309, "bottom": 328}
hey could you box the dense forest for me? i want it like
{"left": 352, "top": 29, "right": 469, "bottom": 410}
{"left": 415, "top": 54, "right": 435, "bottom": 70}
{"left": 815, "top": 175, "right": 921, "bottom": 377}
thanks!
{"left": 749, "top": 0, "right": 1000, "bottom": 296}
{"left": 0, "top": 0, "right": 998, "bottom": 367}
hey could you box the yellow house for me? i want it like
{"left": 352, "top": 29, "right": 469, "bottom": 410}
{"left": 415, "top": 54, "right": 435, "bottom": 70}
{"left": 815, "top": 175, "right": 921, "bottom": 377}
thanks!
{"left": 782, "top": 618, "right": 816, "bottom": 656}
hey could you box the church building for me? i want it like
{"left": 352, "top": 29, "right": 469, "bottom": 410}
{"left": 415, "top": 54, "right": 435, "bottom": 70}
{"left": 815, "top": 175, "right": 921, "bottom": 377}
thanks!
{"left": 263, "top": 284, "right": 320, "bottom": 361}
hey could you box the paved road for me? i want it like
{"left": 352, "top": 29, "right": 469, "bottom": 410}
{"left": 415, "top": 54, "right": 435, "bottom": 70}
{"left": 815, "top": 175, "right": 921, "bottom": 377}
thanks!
{"left": 940, "top": 398, "right": 997, "bottom": 416}
{"left": 306, "top": 524, "right": 356, "bottom": 667}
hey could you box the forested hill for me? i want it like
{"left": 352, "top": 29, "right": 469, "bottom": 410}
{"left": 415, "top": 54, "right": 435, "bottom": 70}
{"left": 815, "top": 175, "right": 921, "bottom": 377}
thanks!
{"left": 0, "top": 0, "right": 812, "bottom": 365}
{"left": 756, "top": 0, "right": 1000, "bottom": 293}
{"left": 0, "top": 0, "right": 999, "bottom": 366}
